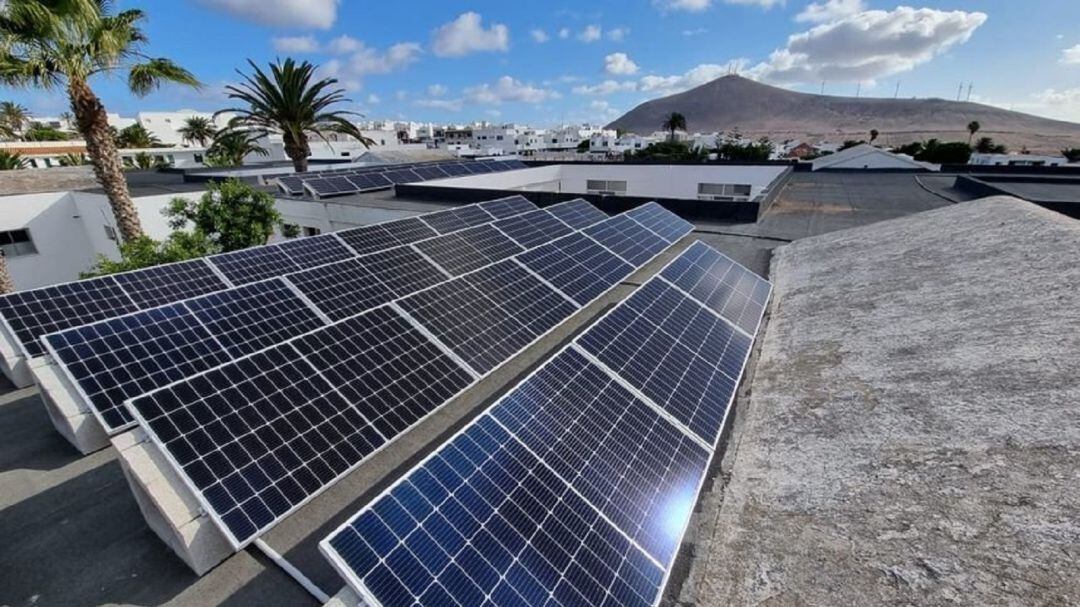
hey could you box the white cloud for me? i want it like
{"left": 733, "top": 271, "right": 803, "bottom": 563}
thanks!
{"left": 464, "top": 76, "right": 559, "bottom": 105}
{"left": 366, "top": 93, "right": 380, "bottom": 104}
{"left": 637, "top": 61, "right": 748, "bottom": 96}
{"left": 604, "top": 53, "right": 640, "bottom": 76}
{"left": 319, "top": 41, "right": 422, "bottom": 91}
{"left": 683, "top": 28, "right": 709, "bottom": 36}
{"left": 573, "top": 79, "right": 639, "bottom": 96}
{"left": 579, "top": 25, "right": 602, "bottom": 43}
{"left": 1034, "top": 87, "right": 1080, "bottom": 107}
{"left": 725, "top": 0, "right": 784, "bottom": 8}
{"left": 530, "top": 29, "right": 549, "bottom": 43}
{"left": 414, "top": 98, "right": 464, "bottom": 112}
{"left": 795, "top": 0, "right": 865, "bottom": 23}
{"left": 427, "top": 84, "right": 448, "bottom": 97}
{"left": 327, "top": 35, "right": 363, "bottom": 55}
{"left": 1062, "top": 44, "right": 1080, "bottom": 65}
{"left": 558, "top": 27, "right": 571, "bottom": 40}
{"left": 197, "top": 0, "right": 337, "bottom": 29}
{"left": 272, "top": 35, "right": 319, "bottom": 53}
{"left": 589, "top": 99, "right": 622, "bottom": 120}
{"left": 607, "top": 27, "right": 630, "bottom": 42}
{"left": 749, "top": 6, "right": 987, "bottom": 85}
{"left": 394, "top": 90, "right": 408, "bottom": 101}
{"left": 653, "top": 0, "right": 782, "bottom": 12}
{"left": 432, "top": 12, "right": 509, "bottom": 57}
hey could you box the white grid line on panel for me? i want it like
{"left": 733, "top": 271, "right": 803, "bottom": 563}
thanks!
{"left": 388, "top": 301, "right": 482, "bottom": 380}
{"left": 509, "top": 257, "right": 581, "bottom": 310}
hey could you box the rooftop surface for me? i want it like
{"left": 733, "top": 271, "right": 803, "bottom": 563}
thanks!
{"left": 679, "top": 196, "right": 1080, "bottom": 605}
{"left": 0, "top": 172, "right": 1061, "bottom": 607}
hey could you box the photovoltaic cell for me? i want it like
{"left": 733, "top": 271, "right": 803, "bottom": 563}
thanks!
{"left": 516, "top": 232, "right": 633, "bottom": 306}
{"left": 208, "top": 245, "right": 300, "bottom": 286}
{"left": 129, "top": 340, "right": 388, "bottom": 546}
{"left": 625, "top": 202, "right": 694, "bottom": 243}
{"left": 584, "top": 214, "right": 670, "bottom": 266}
{"left": 277, "top": 176, "right": 304, "bottom": 195}
{"left": 0, "top": 277, "right": 137, "bottom": 358}
{"left": 413, "top": 166, "right": 449, "bottom": 180}
{"left": 421, "top": 206, "right": 495, "bottom": 235}
{"left": 337, "top": 218, "right": 438, "bottom": 256}
{"left": 413, "top": 225, "right": 523, "bottom": 277}
{"left": 492, "top": 209, "right": 574, "bottom": 249}
{"left": 112, "top": 260, "right": 229, "bottom": 309}
{"left": 183, "top": 279, "right": 325, "bottom": 358}
{"left": 546, "top": 198, "right": 608, "bottom": 230}
{"left": 577, "top": 279, "right": 753, "bottom": 445}
{"left": 399, "top": 260, "right": 577, "bottom": 374}
{"left": 276, "top": 234, "right": 355, "bottom": 269}
{"left": 43, "top": 303, "right": 230, "bottom": 432}
{"left": 659, "top": 241, "right": 771, "bottom": 335}
{"left": 478, "top": 195, "right": 537, "bottom": 220}
{"left": 323, "top": 414, "right": 665, "bottom": 607}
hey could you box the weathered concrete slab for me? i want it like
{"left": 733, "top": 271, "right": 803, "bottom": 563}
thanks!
{"left": 685, "top": 197, "right": 1080, "bottom": 605}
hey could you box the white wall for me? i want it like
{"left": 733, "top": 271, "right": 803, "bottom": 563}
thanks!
{"left": 3, "top": 192, "right": 104, "bottom": 289}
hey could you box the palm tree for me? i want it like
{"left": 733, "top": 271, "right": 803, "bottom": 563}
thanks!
{"left": 0, "top": 0, "right": 200, "bottom": 243}
{"left": 661, "top": 112, "right": 687, "bottom": 143}
{"left": 0, "top": 150, "right": 27, "bottom": 170}
{"left": 178, "top": 116, "right": 216, "bottom": 147}
{"left": 869, "top": 129, "right": 879, "bottom": 145}
{"left": 206, "top": 129, "right": 269, "bottom": 166}
{"left": 219, "top": 58, "right": 374, "bottom": 173}
{"left": 0, "top": 252, "right": 14, "bottom": 294}
{"left": 116, "top": 123, "right": 161, "bottom": 149}
{"left": 0, "top": 101, "right": 30, "bottom": 139}
{"left": 967, "top": 121, "right": 980, "bottom": 145}
{"left": 58, "top": 153, "right": 88, "bottom": 166}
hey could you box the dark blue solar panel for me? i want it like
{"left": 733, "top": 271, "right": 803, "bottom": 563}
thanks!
{"left": 625, "top": 202, "right": 694, "bottom": 243}
{"left": 578, "top": 279, "right": 753, "bottom": 445}
{"left": 324, "top": 176, "right": 358, "bottom": 194}
{"left": 364, "top": 173, "right": 392, "bottom": 189}
{"left": 337, "top": 217, "right": 438, "bottom": 256}
{"left": 383, "top": 169, "right": 421, "bottom": 184}
{"left": 584, "top": 214, "right": 670, "bottom": 266}
{"left": 276, "top": 234, "right": 354, "bottom": 269}
{"left": 492, "top": 347, "right": 709, "bottom": 565}
{"left": 184, "top": 278, "right": 324, "bottom": 358}
{"left": 398, "top": 260, "right": 577, "bottom": 374}
{"left": 546, "top": 198, "right": 608, "bottom": 230}
{"left": 413, "top": 166, "right": 449, "bottom": 180}
{"left": 659, "top": 241, "right": 771, "bottom": 334}
{"left": 305, "top": 179, "right": 340, "bottom": 196}
{"left": 421, "top": 205, "right": 496, "bottom": 235}
{"left": 43, "top": 303, "right": 230, "bottom": 432}
{"left": 517, "top": 232, "right": 633, "bottom": 306}
{"left": 0, "top": 276, "right": 138, "bottom": 358}
{"left": 493, "top": 209, "right": 575, "bottom": 249}
{"left": 111, "top": 259, "right": 227, "bottom": 308}
{"left": 323, "top": 413, "right": 665, "bottom": 607}
{"left": 414, "top": 225, "right": 523, "bottom": 277}
{"left": 478, "top": 195, "right": 537, "bottom": 219}
{"left": 277, "top": 176, "right": 304, "bottom": 195}
{"left": 440, "top": 164, "right": 470, "bottom": 176}
{"left": 208, "top": 245, "right": 300, "bottom": 286}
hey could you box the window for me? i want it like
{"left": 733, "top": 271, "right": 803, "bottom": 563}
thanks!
{"left": 698, "top": 183, "right": 753, "bottom": 200}
{"left": 496, "top": 135, "right": 504, "bottom": 141}
{"left": 586, "top": 179, "right": 627, "bottom": 195}
{"left": 193, "top": 153, "right": 203, "bottom": 163}
{"left": 302, "top": 226, "right": 322, "bottom": 237}
{"left": 0, "top": 229, "right": 37, "bottom": 257}
{"left": 104, "top": 225, "right": 118, "bottom": 241}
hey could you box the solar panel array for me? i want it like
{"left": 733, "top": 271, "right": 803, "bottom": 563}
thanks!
{"left": 0, "top": 196, "right": 536, "bottom": 360}
{"left": 274, "top": 159, "right": 530, "bottom": 199}
{"left": 123, "top": 204, "right": 690, "bottom": 548}
{"left": 321, "top": 242, "right": 771, "bottom": 607}
{"left": 43, "top": 197, "right": 556, "bottom": 434}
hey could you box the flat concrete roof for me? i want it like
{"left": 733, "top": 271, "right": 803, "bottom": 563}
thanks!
{"left": 679, "top": 196, "right": 1080, "bottom": 605}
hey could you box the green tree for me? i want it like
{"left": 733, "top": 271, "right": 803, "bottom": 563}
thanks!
{"left": 58, "top": 152, "right": 88, "bottom": 166}
{"left": 967, "top": 120, "right": 980, "bottom": 144}
{"left": 914, "top": 139, "right": 972, "bottom": 164}
{"left": 129, "top": 151, "right": 168, "bottom": 170}
{"left": 974, "top": 137, "right": 1006, "bottom": 154}
{"left": 869, "top": 129, "right": 879, "bottom": 144}
{"left": 839, "top": 139, "right": 865, "bottom": 151}
{"left": 219, "top": 58, "right": 373, "bottom": 173}
{"left": 661, "top": 112, "right": 687, "bottom": 143}
{"left": 117, "top": 123, "right": 161, "bottom": 149}
{"left": 716, "top": 137, "right": 774, "bottom": 161}
{"left": 82, "top": 232, "right": 217, "bottom": 277}
{"left": 575, "top": 139, "right": 590, "bottom": 153}
{"left": 628, "top": 140, "right": 706, "bottom": 161}
{"left": 0, "top": 0, "right": 200, "bottom": 243}
{"left": 205, "top": 129, "right": 268, "bottom": 166}
{"left": 0, "top": 150, "right": 27, "bottom": 170}
{"left": 165, "top": 178, "right": 282, "bottom": 252}
{"left": 177, "top": 116, "right": 216, "bottom": 147}
{"left": 1062, "top": 148, "right": 1080, "bottom": 163}
{"left": 0, "top": 101, "right": 30, "bottom": 139}
{"left": 23, "top": 121, "right": 69, "bottom": 141}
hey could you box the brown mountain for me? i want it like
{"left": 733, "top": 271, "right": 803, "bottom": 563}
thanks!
{"left": 606, "top": 75, "right": 1080, "bottom": 153}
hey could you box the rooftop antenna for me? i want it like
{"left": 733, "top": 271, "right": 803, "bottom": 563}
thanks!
{"left": 894, "top": 81, "right": 901, "bottom": 99}
{"left": 966, "top": 82, "right": 973, "bottom": 102}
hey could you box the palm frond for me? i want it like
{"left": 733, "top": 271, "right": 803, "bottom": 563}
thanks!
{"left": 128, "top": 57, "right": 200, "bottom": 95}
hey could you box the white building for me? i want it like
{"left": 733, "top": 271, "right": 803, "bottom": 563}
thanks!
{"left": 588, "top": 133, "right": 660, "bottom": 155}
{"left": 969, "top": 153, "right": 1069, "bottom": 167}
{"left": 810, "top": 144, "right": 938, "bottom": 171}
{"left": 136, "top": 110, "right": 233, "bottom": 147}
{"left": 0, "top": 141, "right": 210, "bottom": 169}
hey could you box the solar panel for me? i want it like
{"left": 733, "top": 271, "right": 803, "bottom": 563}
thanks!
{"left": 413, "top": 225, "right": 523, "bottom": 277}
{"left": 516, "top": 232, "right": 633, "bottom": 306}
{"left": 337, "top": 217, "right": 438, "bottom": 256}
{"left": 577, "top": 278, "right": 752, "bottom": 446}
{"left": 478, "top": 195, "right": 537, "bottom": 220}
{"left": 43, "top": 303, "right": 230, "bottom": 432}
{"left": 383, "top": 169, "right": 421, "bottom": 184}
{"left": 546, "top": 198, "right": 609, "bottom": 230}
{"left": 397, "top": 260, "right": 577, "bottom": 374}
{"left": 322, "top": 242, "right": 771, "bottom": 607}
{"left": 112, "top": 260, "right": 228, "bottom": 308}
{"left": 0, "top": 277, "right": 137, "bottom": 358}
{"left": 364, "top": 173, "right": 393, "bottom": 189}
{"left": 208, "top": 245, "right": 300, "bottom": 286}
{"left": 413, "top": 166, "right": 449, "bottom": 180}
{"left": 493, "top": 209, "right": 574, "bottom": 249}
{"left": 277, "top": 176, "right": 305, "bottom": 196}
{"left": 584, "top": 214, "right": 671, "bottom": 266}
{"left": 287, "top": 247, "right": 445, "bottom": 322}
{"left": 659, "top": 241, "right": 771, "bottom": 335}
{"left": 304, "top": 179, "right": 340, "bottom": 197}
{"left": 464, "top": 162, "right": 494, "bottom": 174}
{"left": 325, "top": 176, "right": 358, "bottom": 195}
{"left": 625, "top": 202, "right": 694, "bottom": 243}
{"left": 440, "top": 164, "right": 470, "bottom": 177}
{"left": 276, "top": 234, "right": 355, "bottom": 269}
{"left": 421, "top": 205, "right": 496, "bottom": 235}
{"left": 457, "top": 162, "right": 484, "bottom": 175}
{"left": 482, "top": 160, "right": 508, "bottom": 172}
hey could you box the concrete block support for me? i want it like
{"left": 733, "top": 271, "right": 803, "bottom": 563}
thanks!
{"left": 112, "top": 428, "right": 234, "bottom": 576}
{"left": 29, "top": 356, "right": 110, "bottom": 454}
{"left": 323, "top": 586, "right": 363, "bottom": 607}
{"left": 0, "top": 323, "right": 33, "bottom": 388}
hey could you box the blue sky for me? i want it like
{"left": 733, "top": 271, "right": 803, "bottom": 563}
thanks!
{"left": 7, "top": 0, "right": 1080, "bottom": 126}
